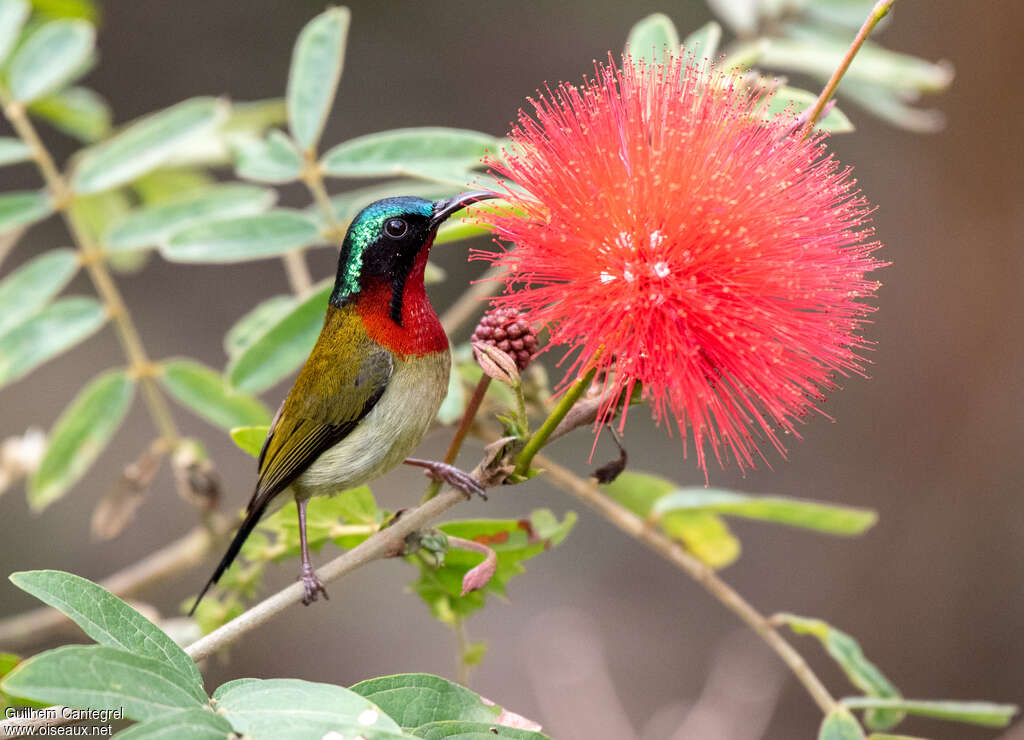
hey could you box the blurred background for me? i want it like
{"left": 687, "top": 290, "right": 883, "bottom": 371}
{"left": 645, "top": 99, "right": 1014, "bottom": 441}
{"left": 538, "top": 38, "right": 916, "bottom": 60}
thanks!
{"left": 2, "top": 1, "right": 1022, "bottom": 738}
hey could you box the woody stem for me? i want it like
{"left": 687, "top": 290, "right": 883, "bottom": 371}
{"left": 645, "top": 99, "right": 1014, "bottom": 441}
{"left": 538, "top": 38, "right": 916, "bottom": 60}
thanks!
{"left": 535, "top": 453, "right": 840, "bottom": 716}
{"left": 804, "top": 0, "right": 898, "bottom": 131}
{"left": 0, "top": 88, "right": 179, "bottom": 445}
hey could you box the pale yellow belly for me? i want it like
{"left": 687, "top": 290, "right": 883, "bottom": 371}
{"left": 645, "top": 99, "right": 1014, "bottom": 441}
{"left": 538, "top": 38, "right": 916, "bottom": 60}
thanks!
{"left": 292, "top": 350, "right": 450, "bottom": 499}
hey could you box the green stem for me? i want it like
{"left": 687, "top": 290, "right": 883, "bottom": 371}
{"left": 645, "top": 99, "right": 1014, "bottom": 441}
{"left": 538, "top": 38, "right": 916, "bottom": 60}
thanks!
{"left": 513, "top": 368, "right": 596, "bottom": 477}
{"left": 0, "top": 90, "right": 180, "bottom": 445}
{"left": 422, "top": 374, "right": 492, "bottom": 503}
{"left": 804, "top": 0, "right": 898, "bottom": 132}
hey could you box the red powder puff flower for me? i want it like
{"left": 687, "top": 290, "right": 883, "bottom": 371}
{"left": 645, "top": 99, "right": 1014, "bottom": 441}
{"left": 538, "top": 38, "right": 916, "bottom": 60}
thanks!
{"left": 474, "top": 54, "right": 884, "bottom": 473}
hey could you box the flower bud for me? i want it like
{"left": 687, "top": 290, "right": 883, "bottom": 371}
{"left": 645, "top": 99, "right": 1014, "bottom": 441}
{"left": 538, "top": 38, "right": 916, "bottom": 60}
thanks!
{"left": 470, "top": 307, "right": 538, "bottom": 371}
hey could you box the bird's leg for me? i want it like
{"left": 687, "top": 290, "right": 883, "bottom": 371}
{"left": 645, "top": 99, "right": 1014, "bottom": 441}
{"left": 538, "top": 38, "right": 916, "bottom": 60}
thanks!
{"left": 404, "top": 458, "right": 488, "bottom": 500}
{"left": 295, "top": 497, "right": 329, "bottom": 605}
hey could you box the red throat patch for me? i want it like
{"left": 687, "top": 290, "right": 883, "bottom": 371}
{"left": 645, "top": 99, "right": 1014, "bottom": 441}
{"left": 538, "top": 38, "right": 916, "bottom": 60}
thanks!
{"left": 354, "top": 249, "right": 448, "bottom": 358}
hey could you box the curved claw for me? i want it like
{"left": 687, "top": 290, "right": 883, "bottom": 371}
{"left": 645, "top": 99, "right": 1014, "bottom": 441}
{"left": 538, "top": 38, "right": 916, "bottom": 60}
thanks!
{"left": 405, "top": 458, "right": 488, "bottom": 501}
{"left": 300, "top": 565, "right": 329, "bottom": 606}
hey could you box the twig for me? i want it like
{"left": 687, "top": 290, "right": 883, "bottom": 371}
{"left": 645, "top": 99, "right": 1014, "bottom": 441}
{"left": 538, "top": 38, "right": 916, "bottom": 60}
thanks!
{"left": 804, "top": 0, "right": 897, "bottom": 132}
{"left": 0, "top": 89, "right": 180, "bottom": 445}
{"left": 0, "top": 523, "right": 221, "bottom": 651}
{"left": 281, "top": 250, "right": 314, "bottom": 296}
{"left": 534, "top": 453, "right": 839, "bottom": 716}
{"left": 185, "top": 484, "right": 472, "bottom": 663}
{"left": 0, "top": 225, "right": 24, "bottom": 268}
{"left": 281, "top": 152, "right": 336, "bottom": 298}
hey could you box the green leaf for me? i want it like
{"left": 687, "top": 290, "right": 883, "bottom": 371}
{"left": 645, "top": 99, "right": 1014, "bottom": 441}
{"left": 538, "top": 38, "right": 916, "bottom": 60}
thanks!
{"left": 414, "top": 722, "right": 548, "bottom": 740}
{"left": 834, "top": 79, "right": 944, "bottom": 134}
{"left": 0, "top": 137, "right": 31, "bottom": 166}
{"left": 69, "top": 188, "right": 131, "bottom": 243}
{"left": 0, "top": 296, "right": 106, "bottom": 389}
{"left": 652, "top": 489, "right": 876, "bottom": 535}
{"left": 424, "top": 261, "right": 446, "bottom": 283}
{"left": 625, "top": 12, "right": 679, "bottom": 65}
{"left": 7, "top": 19, "right": 94, "bottom": 103}
{"left": 411, "top": 510, "right": 576, "bottom": 622}
{"left": 819, "top": 708, "right": 867, "bottom": 740}
{"left": 287, "top": 7, "right": 349, "bottom": 152}
{"left": 245, "top": 487, "right": 379, "bottom": 565}
{"left": 28, "top": 86, "right": 110, "bottom": 142}
{"left": 72, "top": 97, "right": 228, "bottom": 195}
{"left": 761, "top": 85, "right": 854, "bottom": 133}
{"left": 0, "top": 189, "right": 53, "bottom": 233}
{"left": 350, "top": 673, "right": 499, "bottom": 730}
{"left": 0, "top": 645, "right": 205, "bottom": 721}
{"left": 865, "top": 735, "right": 928, "bottom": 740}
{"left": 321, "top": 128, "right": 497, "bottom": 179}
{"left": 802, "top": 0, "right": 883, "bottom": 30}
{"left": 229, "top": 425, "right": 268, "bottom": 458}
{"left": 681, "top": 20, "right": 722, "bottom": 67}
{"left": 706, "top": 0, "right": 759, "bottom": 36}
{"left": 841, "top": 698, "right": 1018, "bottom": 729}
{"left": 0, "top": 248, "right": 78, "bottom": 336}
{"left": 0, "top": 0, "right": 29, "bottom": 66}
{"left": 7, "top": 570, "right": 202, "bottom": 688}
{"left": 132, "top": 168, "right": 214, "bottom": 205}
{"left": 777, "top": 613, "right": 902, "bottom": 729}
{"left": 318, "top": 180, "right": 456, "bottom": 227}
{"left": 233, "top": 129, "right": 303, "bottom": 183}
{"left": 29, "top": 0, "right": 97, "bottom": 22}
{"left": 602, "top": 471, "right": 740, "bottom": 568}
{"left": 105, "top": 183, "right": 276, "bottom": 252}
{"left": 759, "top": 34, "right": 953, "bottom": 95}
{"left": 112, "top": 708, "right": 234, "bottom": 740}
{"left": 224, "top": 294, "right": 296, "bottom": 358}
{"left": 221, "top": 97, "right": 287, "bottom": 137}
{"left": 28, "top": 369, "right": 134, "bottom": 510}
{"left": 434, "top": 219, "right": 489, "bottom": 246}
{"left": 159, "top": 358, "right": 270, "bottom": 430}
{"left": 161, "top": 209, "right": 320, "bottom": 263}
{"left": 213, "top": 677, "right": 404, "bottom": 739}
{"left": 226, "top": 280, "right": 330, "bottom": 392}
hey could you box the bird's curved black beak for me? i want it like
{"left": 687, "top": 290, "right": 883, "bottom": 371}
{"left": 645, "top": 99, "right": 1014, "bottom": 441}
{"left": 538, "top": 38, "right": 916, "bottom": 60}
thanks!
{"left": 429, "top": 190, "right": 498, "bottom": 231}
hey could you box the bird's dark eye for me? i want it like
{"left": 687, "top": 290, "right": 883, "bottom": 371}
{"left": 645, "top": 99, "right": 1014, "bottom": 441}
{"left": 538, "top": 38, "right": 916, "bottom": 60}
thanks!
{"left": 383, "top": 218, "right": 408, "bottom": 239}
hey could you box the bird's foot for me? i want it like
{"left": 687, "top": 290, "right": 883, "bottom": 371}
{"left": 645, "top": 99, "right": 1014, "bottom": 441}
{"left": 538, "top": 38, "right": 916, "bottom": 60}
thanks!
{"left": 299, "top": 564, "right": 329, "bottom": 606}
{"left": 405, "top": 458, "right": 488, "bottom": 501}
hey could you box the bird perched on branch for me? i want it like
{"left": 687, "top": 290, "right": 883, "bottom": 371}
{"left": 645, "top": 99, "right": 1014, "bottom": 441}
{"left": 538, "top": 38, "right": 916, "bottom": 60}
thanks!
{"left": 190, "top": 191, "right": 496, "bottom": 614}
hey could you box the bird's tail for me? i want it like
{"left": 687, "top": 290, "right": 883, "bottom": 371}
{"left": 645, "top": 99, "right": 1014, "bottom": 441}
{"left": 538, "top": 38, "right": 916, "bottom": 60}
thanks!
{"left": 188, "top": 495, "right": 273, "bottom": 617}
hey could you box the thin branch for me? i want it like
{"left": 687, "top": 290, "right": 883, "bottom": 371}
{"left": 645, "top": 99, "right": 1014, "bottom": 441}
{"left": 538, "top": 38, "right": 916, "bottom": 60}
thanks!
{"left": 534, "top": 452, "right": 839, "bottom": 716}
{"left": 0, "top": 90, "right": 180, "bottom": 445}
{"left": 804, "top": 0, "right": 897, "bottom": 131}
{"left": 185, "top": 483, "right": 473, "bottom": 663}
{"left": 0, "top": 225, "right": 25, "bottom": 269}
{"left": 281, "top": 250, "right": 314, "bottom": 296}
{"left": 0, "top": 523, "right": 220, "bottom": 651}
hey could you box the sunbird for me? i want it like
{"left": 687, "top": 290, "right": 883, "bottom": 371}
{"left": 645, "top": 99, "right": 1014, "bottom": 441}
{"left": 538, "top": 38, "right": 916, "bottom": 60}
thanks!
{"left": 190, "top": 191, "right": 496, "bottom": 613}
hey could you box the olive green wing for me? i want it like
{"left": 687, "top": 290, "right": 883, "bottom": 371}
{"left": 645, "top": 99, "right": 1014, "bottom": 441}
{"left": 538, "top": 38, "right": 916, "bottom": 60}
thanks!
{"left": 251, "top": 319, "right": 394, "bottom": 508}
